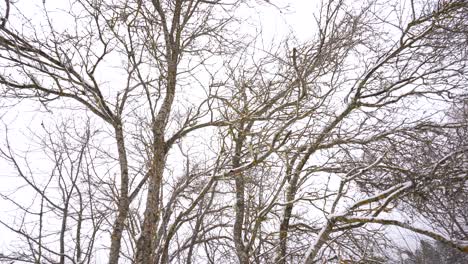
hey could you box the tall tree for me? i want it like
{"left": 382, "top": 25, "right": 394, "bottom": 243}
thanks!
{"left": 0, "top": 0, "right": 467, "bottom": 263}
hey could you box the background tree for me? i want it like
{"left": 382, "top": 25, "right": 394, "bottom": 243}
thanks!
{"left": 402, "top": 239, "right": 468, "bottom": 264}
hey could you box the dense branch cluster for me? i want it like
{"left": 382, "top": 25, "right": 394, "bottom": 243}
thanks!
{"left": 0, "top": 0, "right": 466, "bottom": 263}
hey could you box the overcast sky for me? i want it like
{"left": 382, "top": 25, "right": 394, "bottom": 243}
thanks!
{"left": 0, "top": 0, "right": 318, "bottom": 250}
{"left": 0, "top": 0, "right": 430, "bottom": 260}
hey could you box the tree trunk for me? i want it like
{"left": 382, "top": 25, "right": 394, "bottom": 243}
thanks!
{"left": 108, "top": 124, "right": 130, "bottom": 264}
{"left": 275, "top": 172, "right": 299, "bottom": 264}
{"left": 233, "top": 128, "right": 249, "bottom": 264}
{"left": 135, "top": 138, "right": 166, "bottom": 264}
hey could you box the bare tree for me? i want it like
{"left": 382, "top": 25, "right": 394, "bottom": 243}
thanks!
{"left": 0, "top": 119, "right": 108, "bottom": 263}
{"left": 0, "top": 0, "right": 247, "bottom": 262}
{"left": 0, "top": 0, "right": 467, "bottom": 263}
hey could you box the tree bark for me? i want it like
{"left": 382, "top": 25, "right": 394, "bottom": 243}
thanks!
{"left": 233, "top": 127, "right": 249, "bottom": 264}
{"left": 108, "top": 124, "right": 130, "bottom": 264}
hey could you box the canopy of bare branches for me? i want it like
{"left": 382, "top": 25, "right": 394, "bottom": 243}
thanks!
{"left": 0, "top": 0, "right": 467, "bottom": 263}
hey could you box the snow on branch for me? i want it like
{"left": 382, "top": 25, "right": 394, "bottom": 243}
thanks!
{"left": 334, "top": 216, "right": 468, "bottom": 253}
